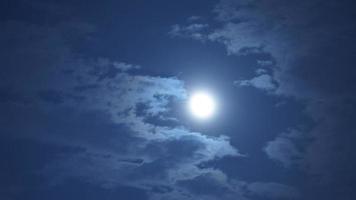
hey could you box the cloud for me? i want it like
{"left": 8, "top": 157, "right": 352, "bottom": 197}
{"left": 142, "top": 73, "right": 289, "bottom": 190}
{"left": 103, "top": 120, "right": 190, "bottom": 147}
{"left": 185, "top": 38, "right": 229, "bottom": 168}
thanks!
{"left": 23, "top": 59, "right": 241, "bottom": 194}
{"left": 169, "top": 24, "right": 209, "bottom": 41}
{"left": 175, "top": 171, "right": 247, "bottom": 200}
{"left": 209, "top": 3, "right": 356, "bottom": 193}
{"left": 235, "top": 74, "right": 277, "bottom": 91}
{"left": 208, "top": 22, "right": 270, "bottom": 55}
{"left": 264, "top": 129, "right": 304, "bottom": 167}
{"left": 171, "top": 0, "right": 356, "bottom": 198}
{"left": 188, "top": 16, "right": 202, "bottom": 22}
{"left": 0, "top": 19, "right": 243, "bottom": 200}
{"left": 246, "top": 182, "right": 300, "bottom": 199}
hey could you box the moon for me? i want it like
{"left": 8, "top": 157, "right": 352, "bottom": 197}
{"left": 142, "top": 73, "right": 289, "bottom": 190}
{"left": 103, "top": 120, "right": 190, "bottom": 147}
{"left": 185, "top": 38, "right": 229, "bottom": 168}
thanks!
{"left": 189, "top": 91, "right": 216, "bottom": 119}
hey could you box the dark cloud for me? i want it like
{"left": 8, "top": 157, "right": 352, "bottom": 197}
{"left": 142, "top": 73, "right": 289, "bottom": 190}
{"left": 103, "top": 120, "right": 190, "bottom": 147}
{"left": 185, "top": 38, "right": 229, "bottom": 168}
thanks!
{"left": 178, "top": 172, "right": 231, "bottom": 196}
{"left": 235, "top": 74, "right": 277, "bottom": 92}
{"left": 172, "top": 0, "right": 356, "bottom": 199}
{"left": 264, "top": 129, "right": 305, "bottom": 167}
{"left": 3, "top": 0, "right": 355, "bottom": 199}
{"left": 0, "top": 13, "right": 242, "bottom": 200}
{"left": 0, "top": 138, "right": 84, "bottom": 200}
{"left": 246, "top": 182, "right": 300, "bottom": 200}
{"left": 207, "top": 3, "right": 356, "bottom": 197}
{"left": 0, "top": 87, "right": 31, "bottom": 105}
{"left": 169, "top": 23, "right": 210, "bottom": 41}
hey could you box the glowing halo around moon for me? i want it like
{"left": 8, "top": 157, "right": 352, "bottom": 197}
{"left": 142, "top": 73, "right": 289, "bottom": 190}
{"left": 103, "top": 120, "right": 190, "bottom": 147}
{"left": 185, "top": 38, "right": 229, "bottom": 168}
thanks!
{"left": 188, "top": 91, "right": 217, "bottom": 119}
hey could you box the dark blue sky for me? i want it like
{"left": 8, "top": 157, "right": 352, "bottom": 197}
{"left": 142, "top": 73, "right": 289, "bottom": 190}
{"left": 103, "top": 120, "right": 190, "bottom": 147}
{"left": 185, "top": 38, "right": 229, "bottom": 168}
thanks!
{"left": 1, "top": 0, "right": 356, "bottom": 200}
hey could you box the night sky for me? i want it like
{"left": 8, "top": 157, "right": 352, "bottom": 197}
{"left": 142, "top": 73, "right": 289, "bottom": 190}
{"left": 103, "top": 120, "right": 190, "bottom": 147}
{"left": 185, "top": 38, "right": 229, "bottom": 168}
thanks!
{"left": 1, "top": 0, "right": 356, "bottom": 200}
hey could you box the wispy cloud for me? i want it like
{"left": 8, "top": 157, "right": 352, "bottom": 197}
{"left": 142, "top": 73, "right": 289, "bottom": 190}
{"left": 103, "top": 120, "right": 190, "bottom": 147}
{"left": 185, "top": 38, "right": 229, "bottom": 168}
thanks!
{"left": 235, "top": 74, "right": 277, "bottom": 92}
{"left": 0, "top": 19, "right": 243, "bottom": 200}
{"left": 170, "top": 0, "right": 356, "bottom": 198}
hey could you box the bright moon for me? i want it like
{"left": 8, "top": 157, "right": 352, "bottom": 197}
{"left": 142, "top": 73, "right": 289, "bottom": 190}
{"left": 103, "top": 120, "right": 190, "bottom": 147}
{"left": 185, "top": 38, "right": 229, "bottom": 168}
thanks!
{"left": 189, "top": 91, "right": 216, "bottom": 119}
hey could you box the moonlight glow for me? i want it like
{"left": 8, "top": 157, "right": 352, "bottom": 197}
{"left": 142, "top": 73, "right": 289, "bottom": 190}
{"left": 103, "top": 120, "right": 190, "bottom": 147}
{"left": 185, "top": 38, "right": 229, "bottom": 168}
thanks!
{"left": 189, "top": 91, "right": 216, "bottom": 119}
